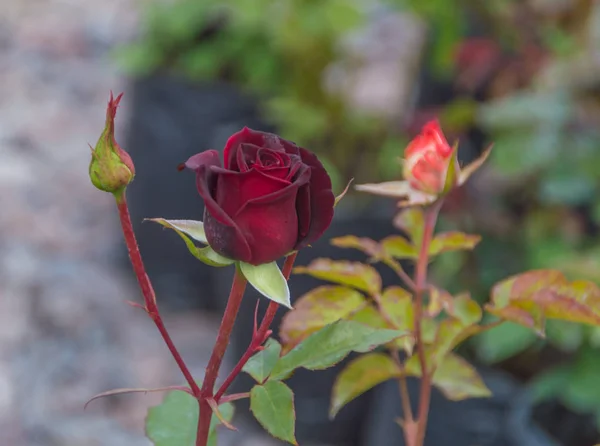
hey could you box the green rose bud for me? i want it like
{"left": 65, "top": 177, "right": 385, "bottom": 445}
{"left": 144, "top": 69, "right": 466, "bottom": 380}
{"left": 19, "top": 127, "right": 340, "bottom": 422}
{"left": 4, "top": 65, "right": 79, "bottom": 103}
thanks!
{"left": 89, "top": 92, "right": 135, "bottom": 196}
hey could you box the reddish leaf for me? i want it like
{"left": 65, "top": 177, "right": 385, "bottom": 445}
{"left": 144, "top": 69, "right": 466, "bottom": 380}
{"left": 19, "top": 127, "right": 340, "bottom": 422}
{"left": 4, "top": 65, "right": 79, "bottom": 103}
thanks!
{"left": 330, "top": 236, "right": 382, "bottom": 258}
{"left": 486, "top": 270, "right": 600, "bottom": 333}
{"left": 280, "top": 286, "right": 366, "bottom": 347}
{"left": 458, "top": 145, "right": 492, "bottom": 186}
{"left": 330, "top": 353, "right": 401, "bottom": 418}
{"left": 294, "top": 259, "right": 382, "bottom": 295}
{"left": 429, "top": 232, "right": 481, "bottom": 256}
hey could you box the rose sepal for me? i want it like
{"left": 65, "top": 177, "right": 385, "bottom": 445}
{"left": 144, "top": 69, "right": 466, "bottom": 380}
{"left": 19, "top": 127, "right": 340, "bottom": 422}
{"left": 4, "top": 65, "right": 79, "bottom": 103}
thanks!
{"left": 239, "top": 261, "right": 292, "bottom": 309}
{"left": 148, "top": 218, "right": 235, "bottom": 267}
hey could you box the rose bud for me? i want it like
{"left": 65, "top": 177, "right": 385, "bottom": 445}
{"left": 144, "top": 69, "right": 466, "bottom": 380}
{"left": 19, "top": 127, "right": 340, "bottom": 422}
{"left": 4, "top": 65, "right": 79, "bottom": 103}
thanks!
{"left": 89, "top": 92, "right": 135, "bottom": 196}
{"left": 402, "top": 120, "right": 457, "bottom": 195}
{"left": 184, "top": 127, "right": 335, "bottom": 265}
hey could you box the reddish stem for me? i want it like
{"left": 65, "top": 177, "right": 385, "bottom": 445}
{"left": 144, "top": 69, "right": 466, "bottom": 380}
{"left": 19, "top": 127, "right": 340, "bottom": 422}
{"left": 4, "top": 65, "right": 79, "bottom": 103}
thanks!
{"left": 214, "top": 253, "right": 298, "bottom": 402}
{"left": 196, "top": 267, "right": 248, "bottom": 446}
{"left": 116, "top": 194, "right": 201, "bottom": 397}
{"left": 413, "top": 200, "right": 442, "bottom": 446}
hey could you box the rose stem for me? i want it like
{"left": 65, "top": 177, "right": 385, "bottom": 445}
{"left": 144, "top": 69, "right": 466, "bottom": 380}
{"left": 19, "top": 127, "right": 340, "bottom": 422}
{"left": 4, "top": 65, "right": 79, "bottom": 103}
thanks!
{"left": 115, "top": 193, "right": 201, "bottom": 397}
{"left": 214, "top": 252, "right": 298, "bottom": 402}
{"left": 196, "top": 266, "right": 248, "bottom": 446}
{"left": 412, "top": 200, "right": 443, "bottom": 446}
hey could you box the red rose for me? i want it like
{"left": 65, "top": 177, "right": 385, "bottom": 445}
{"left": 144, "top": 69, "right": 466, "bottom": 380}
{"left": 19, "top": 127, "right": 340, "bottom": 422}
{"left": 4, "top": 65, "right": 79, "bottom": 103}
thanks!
{"left": 402, "top": 120, "right": 454, "bottom": 195}
{"left": 184, "top": 127, "right": 335, "bottom": 265}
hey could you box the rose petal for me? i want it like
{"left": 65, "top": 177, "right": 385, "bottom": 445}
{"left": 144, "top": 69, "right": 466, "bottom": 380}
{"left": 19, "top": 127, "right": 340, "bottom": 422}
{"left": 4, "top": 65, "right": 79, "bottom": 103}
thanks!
{"left": 294, "top": 147, "right": 335, "bottom": 248}
{"left": 235, "top": 186, "right": 301, "bottom": 265}
{"left": 215, "top": 168, "right": 292, "bottom": 219}
{"left": 184, "top": 150, "right": 252, "bottom": 262}
{"left": 236, "top": 144, "right": 260, "bottom": 172}
{"left": 224, "top": 127, "right": 268, "bottom": 170}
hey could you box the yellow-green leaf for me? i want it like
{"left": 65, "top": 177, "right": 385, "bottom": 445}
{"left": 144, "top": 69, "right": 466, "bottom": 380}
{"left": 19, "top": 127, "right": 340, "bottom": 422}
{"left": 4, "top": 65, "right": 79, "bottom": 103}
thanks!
{"left": 280, "top": 286, "right": 366, "bottom": 347}
{"left": 380, "top": 236, "right": 418, "bottom": 260}
{"left": 405, "top": 353, "right": 491, "bottom": 401}
{"left": 393, "top": 207, "right": 425, "bottom": 246}
{"left": 294, "top": 259, "right": 381, "bottom": 295}
{"left": 429, "top": 232, "right": 481, "bottom": 256}
{"left": 347, "top": 304, "right": 388, "bottom": 329}
{"left": 378, "top": 287, "right": 415, "bottom": 354}
{"left": 330, "top": 353, "right": 401, "bottom": 418}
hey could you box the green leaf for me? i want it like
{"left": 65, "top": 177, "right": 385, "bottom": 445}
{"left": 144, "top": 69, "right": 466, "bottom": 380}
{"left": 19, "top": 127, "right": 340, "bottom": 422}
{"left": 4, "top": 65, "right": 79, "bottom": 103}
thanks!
{"left": 486, "top": 270, "right": 600, "bottom": 334}
{"left": 243, "top": 338, "right": 282, "bottom": 383}
{"left": 405, "top": 353, "right": 491, "bottom": 401}
{"left": 380, "top": 236, "right": 418, "bottom": 259}
{"left": 394, "top": 207, "right": 425, "bottom": 245}
{"left": 270, "top": 320, "right": 407, "bottom": 380}
{"left": 294, "top": 259, "right": 381, "bottom": 295}
{"left": 561, "top": 348, "right": 600, "bottom": 413}
{"left": 240, "top": 261, "right": 292, "bottom": 309}
{"left": 250, "top": 381, "right": 297, "bottom": 445}
{"left": 429, "top": 232, "right": 481, "bottom": 256}
{"left": 330, "top": 353, "right": 401, "bottom": 418}
{"left": 145, "top": 389, "right": 234, "bottom": 446}
{"left": 442, "top": 143, "right": 460, "bottom": 194}
{"left": 149, "top": 218, "right": 207, "bottom": 243}
{"left": 279, "top": 286, "right": 365, "bottom": 347}
{"left": 149, "top": 218, "right": 234, "bottom": 267}
{"left": 475, "top": 321, "right": 538, "bottom": 364}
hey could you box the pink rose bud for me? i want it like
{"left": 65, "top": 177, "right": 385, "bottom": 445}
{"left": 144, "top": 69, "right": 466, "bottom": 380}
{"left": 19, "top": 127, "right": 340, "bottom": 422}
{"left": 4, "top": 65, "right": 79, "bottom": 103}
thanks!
{"left": 402, "top": 120, "right": 456, "bottom": 195}
{"left": 184, "top": 127, "right": 335, "bottom": 265}
{"left": 89, "top": 92, "right": 135, "bottom": 195}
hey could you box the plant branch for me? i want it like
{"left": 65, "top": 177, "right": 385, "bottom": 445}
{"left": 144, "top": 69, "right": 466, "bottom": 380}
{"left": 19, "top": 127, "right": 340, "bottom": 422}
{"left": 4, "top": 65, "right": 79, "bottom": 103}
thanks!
{"left": 196, "top": 266, "right": 248, "bottom": 446}
{"left": 214, "top": 253, "right": 298, "bottom": 402}
{"left": 390, "top": 349, "right": 414, "bottom": 423}
{"left": 115, "top": 193, "right": 201, "bottom": 397}
{"left": 413, "top": 199, "right": 443, "bottom": 446}
{"left": 384, "top": 258, "right": 417, "bottom": 291}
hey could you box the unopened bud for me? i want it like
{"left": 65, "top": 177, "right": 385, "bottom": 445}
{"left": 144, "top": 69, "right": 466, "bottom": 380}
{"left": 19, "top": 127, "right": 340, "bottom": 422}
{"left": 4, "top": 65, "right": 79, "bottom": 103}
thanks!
{"left": 89, "top": 92, "right": 135, "bottom": 195}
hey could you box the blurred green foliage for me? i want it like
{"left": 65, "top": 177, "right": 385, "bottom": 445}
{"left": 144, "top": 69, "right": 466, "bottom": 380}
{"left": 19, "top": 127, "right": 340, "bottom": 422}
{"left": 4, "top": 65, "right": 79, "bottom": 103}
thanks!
{"left": 120, "top": 0, "right": 600, "bottom": 429}
{"left": 116, "top": 0, "right": 418, "bottom": 191}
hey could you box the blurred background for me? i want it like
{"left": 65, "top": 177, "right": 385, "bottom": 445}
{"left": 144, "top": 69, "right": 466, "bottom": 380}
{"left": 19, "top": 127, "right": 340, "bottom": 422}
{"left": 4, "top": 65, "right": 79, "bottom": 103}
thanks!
{"left": 1, "top": 0, "right": 599, "bottom": 445}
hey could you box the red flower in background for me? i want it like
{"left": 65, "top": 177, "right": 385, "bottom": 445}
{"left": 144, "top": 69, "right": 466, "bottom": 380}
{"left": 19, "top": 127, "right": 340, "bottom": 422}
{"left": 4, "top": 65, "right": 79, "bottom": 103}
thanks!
{"left": 402, "top": 120, "right": 454, "bottom": 195}
{"left": 185, "top": 127, "right": 335, "bottom": 265}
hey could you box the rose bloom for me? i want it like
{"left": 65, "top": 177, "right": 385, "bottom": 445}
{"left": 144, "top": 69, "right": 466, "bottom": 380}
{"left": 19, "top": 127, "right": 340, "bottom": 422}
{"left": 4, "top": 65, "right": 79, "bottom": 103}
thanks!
{"left": 185, "top": 127, "right": 335, "bottom": 265}
{"left": 402, "top": 120, "right": 454, "bottom": 195}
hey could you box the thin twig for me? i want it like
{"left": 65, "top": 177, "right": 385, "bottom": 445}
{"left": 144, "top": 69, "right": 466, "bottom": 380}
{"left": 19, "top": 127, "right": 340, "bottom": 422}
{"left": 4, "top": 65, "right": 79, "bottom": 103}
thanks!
{"left": 413, "top": 200, "right": 443, "bottom": 446}
{"left": 196, "top": 267, "right": 248, "bottom": 446}
{"left": 116, "top": 194, "right": 201, "bottom": 397}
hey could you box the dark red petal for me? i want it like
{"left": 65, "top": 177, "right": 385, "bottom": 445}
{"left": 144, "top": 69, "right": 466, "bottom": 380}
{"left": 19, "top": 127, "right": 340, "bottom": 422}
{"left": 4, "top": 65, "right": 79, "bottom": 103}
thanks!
{"left": 223, "top": 127, "right": 268, "bottom": 170}
{"left": 234, "top": 186, "right": 301, "bottom": 265}
{"left": 184, "top": 150, "right": 252, "bottom": 262}
{"left": 236, "top": 143, "right": 261, "bottom": 172}
{"left": 215, "top": 168, "right": 291, "bottom": 219}
{"left": 294, "top": 147, "right": 335, "bottom": 249}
